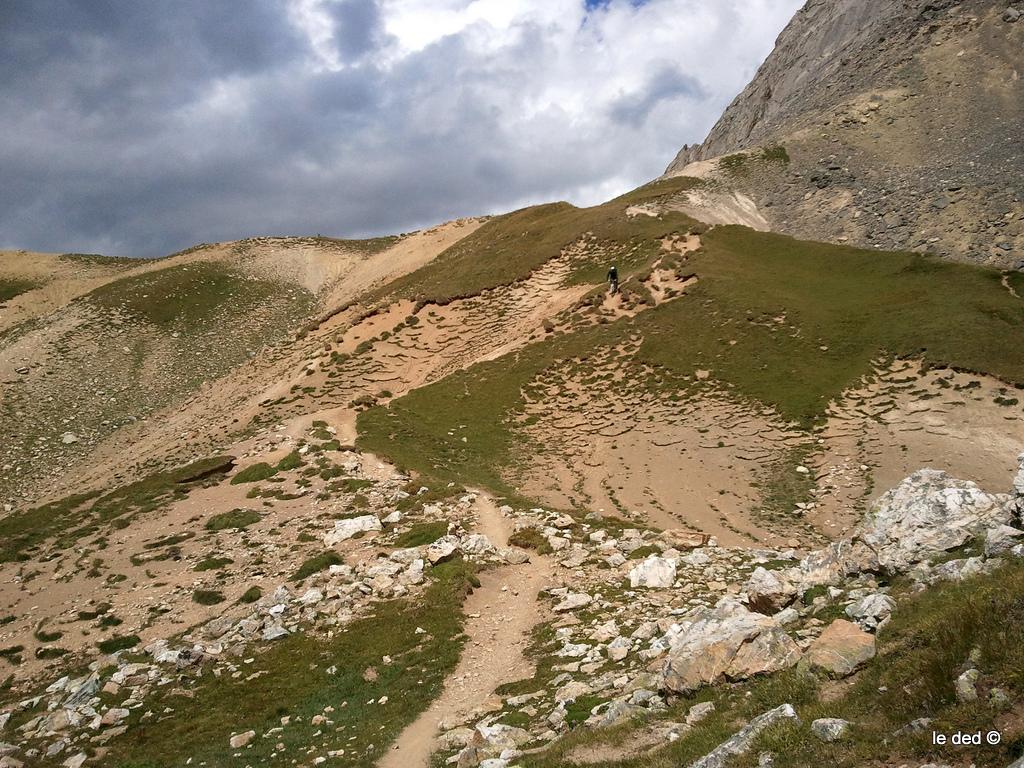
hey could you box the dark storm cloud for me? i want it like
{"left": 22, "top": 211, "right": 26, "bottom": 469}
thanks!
{"left": 609, "top": 65, "right": 707, "bottom": 128}
{"left": 0, "top": 0, "right": 802, "bottom": 256}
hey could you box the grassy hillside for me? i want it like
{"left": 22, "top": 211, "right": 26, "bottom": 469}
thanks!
{"left": 376, "top": 176, "right": 700, "bottom": 304}
{"left": 359, "top": 224, "right": 1024, "bottom": 493}
{"left": 0, "top": 277, "right": 40, "bottom": 302}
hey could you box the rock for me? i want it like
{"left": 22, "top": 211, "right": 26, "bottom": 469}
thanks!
{"left": 954, "top": 668, "right": 979, "bottom": 703}
{"left": 60, "top": 432, "right": 79, "bottom": 445}
{"left": 470, "top": 723, "right": 531, "bottom": 758}
{"left": 686, "top": 701, "right": 716, "bottom": 725}
{"left": 230, "top": 730, "right": 256, "bottom": 748}
{"left": 555, "top": 680, "right": 593, "bottom": 704}
{"left": 497, "top": 547, "right": 529, "bottom": 565}
{"left": 984, "top": 524, "right": 1024, "bottom": 556}
{"left": 460, "top": 534, "right": 493, "bottom": 555}
{"left": 844, "top": 593, "right": 895, "bottom": 631}
{"left": 607, "top": 636, "right": 632, "bottom": 661}
{"left": 382, "top": 511, "right": 402, "bottom": 524}
{"left": 628, "top": 556, "right": 677, "bottom": 588}
{"left": 63, "top": 755, "right": 87, "bottom": 768}
{"left": 426, "top": 535, "right": 460, "bottom": 564}
{"left": 811, "top": 718, "right": 851, "bottom": 742}
{"left": 553, "top": 592, "right": 592, "bottom": 613}
{"left": 262, "top": 625, "right": 289, "bottom": 641}
{"left": 1004, "top": 7, "right": 1021, "bottom": 22}
{"left": 858, "top": 470, "right": 1008, "bottom": 574}
{"left": 100, "top": 707, "right": 129, "bottom": 726}
{"left": 323, "top": 515, "right": 381, "bottom": 545}
{"left": 745, "top": 567, "right": 798, "bottom": 614}
{"left": 560, "top": 546, "right": 588, "bottom": 568}
{"left": 803, "top": 619, "right": 875, "bottom": 678}
{"left": 659, "top": 598, "right": 801, "bottom": 693}
{"left": 688, "top": 704, "right": 800, "bottom": 768}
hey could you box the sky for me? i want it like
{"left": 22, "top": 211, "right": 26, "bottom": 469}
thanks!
{"left": 0, "top": 0, "right": 803, "bottom": 257}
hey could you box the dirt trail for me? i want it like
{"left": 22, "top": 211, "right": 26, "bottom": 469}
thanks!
{"left": 379, "top": 494, "right": 555, "bottom": 768}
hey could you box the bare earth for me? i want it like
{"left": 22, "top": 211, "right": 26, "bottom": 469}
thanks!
{"left": 378, "top": 494, "right": 555, "bottom": 768}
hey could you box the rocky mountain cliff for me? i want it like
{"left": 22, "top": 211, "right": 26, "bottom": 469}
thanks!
{"left": 666, "top": 0, "right": 1023, "bottom": 267}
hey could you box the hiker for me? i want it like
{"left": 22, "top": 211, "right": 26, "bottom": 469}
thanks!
{"left": 607, "top": 265, "right": 619, "bottom": 294}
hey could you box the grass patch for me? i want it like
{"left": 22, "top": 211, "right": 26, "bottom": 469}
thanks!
{"left": 508, "top": 528, "right": 554, "bottom": 554}
{"left": 103, "top": 560, "right": 478, "bottom": 768}
{"left": 276, "top": 450, "right": 304, "bottom": 471}
{"left": 205, "top": 508, "right": 261, "bottom": 531}
{"left": 392, "top": 521, "right": 448, "bottom": 548}
{"left": 231, "top": 462, "right": 278, "bottom": 485}
{"left": 238, "top": 586, "right": 263, "bottom": 604}
{"left": 192, "top": 589, "right": 225, "bottom": 606}
{"left": 85, "top": 262, "right": 286, "bottom": 329}
{"left": 194, "top": 556, "right": 233, "bottom": 572}
{"left": 97, "top": 635, "right": 141, "bottom": 654}
{"left": 0, "top": 456, "right": 233, "bottom": 562}
{"left": 375, "top": 177, "right": 699, "bottom": 305}
{"left": 292, "top": 551, "right": 344, "bottom": 582}
{"left": 0, "top": 277, "right": 40, "bottom": 302}
{"left": 359, "top": 226, "right": 1024, "bottom": 495}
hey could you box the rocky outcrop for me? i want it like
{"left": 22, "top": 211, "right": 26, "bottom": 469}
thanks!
{"left": 668, "top": 0, "right": 908, "bottom": 167}
{"left": 665, "top": 0, "right": 1024, "bottom": 268}
{"left": 658, "top": 598, "right": 802, "bottom": 693}
{"left": 688, "top": 703, "right": 800, "bottom": 768}
{"left": 802, "top": 619, "right": 876, "bottom": 678}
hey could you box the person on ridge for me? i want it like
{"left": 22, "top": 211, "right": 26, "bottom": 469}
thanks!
{"left": 607, "top": 265, "right": 619, "bottom": 295}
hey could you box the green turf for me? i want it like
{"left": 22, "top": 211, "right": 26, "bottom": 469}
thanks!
{"left": 0, "top": 456, "right": 234, "bottom": 562}
{"left": 204, "top": 508, "right": 261, "bottom": 531}
{"left": 375, "top": 176, "right": 700, "bottom": 305}
{"left": 102, "top": 559, "right": 477, "bottom": 768}
{"left": 392, "top": 521, "right": 448, "bottom": 548}
{"left": 359, "top": 227, "right": 1024, "bottom": 493}
{"left": 292, "top": 551, "right": 344, "bottom": 582}
{"left": 0, "top": 277, "right": 40, "bottom": 302}
{"left": 84, "top": 262, "right": 297, "bottom": 329}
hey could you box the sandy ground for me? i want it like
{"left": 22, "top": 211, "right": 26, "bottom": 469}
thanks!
{"left": 12, "top": 221, "right": 481, "bottom": 507}
{"left": 806, "top": 359, "right": 1024, "bottom": 536}
{"left": 378, "top": 494, "right": 555, "bottom": 768}
{"left": 514, "top": 345, "right": 807, "bottom": 547}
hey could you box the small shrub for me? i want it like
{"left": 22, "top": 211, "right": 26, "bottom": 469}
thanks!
{"left": 238, "top": 586, "right": 262, "bottom": 604}
{"left": 393, "top": 521, "right": 448, "bottom": 548}
{"left": 292, "top": 552, "right": 344, "bottom": 582}
{"left": 205, "top": 509, "right": 260, "bottom": 531}
{"left": 508, "top": 528, "right": 553, "bottom": 554}
{"left": 192, "top": 589, "right": 226, "bottom": 606}
{"left": 194, "top": 556, "right": 233, "bottom": 572}
{"left": 98, "top": 635, "right": 141, "bottom": 654}
{"left": 276, "top": 451, "right": 304, "bottom": 471}
{"left": 231, "top": 463, "right": 277, "bottom": 485}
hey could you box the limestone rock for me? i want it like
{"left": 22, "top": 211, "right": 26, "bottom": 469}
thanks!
{"left": 553, "top": 592, "right": 592, "bottom": 613}
{"left": 803, "top": 619, "right": 875, "bottom": 678}
{"left": 659, "top": 598, "right": 801, "bottom": 693}
{"left": 745, "top": 567, "right": 798, "bottom": 614}
{"left": 426, "top": 535, "right": 460, "bottom": 564}
{"left": 688, "top": 704, "right": 800, "bottom": 768}
{"left": 811, "top": 718, "right": 850, "bottom": 742}
{"left": 858, "top": 470, "right": 1008, "bottom": 573}
{"left": 628, "top": 556, "right": 677, "bottom": 588}
{"left": 323, "top": 515, "right": 382, "bottom": 546}
{"left": 844, "top": 593, "right": 895, "bottom": 632}
{"left": 985, "top": 524, "right": 1024, "bottom": 557}
{"left": 229, "top": 730, "right": 255, "bottom": 748}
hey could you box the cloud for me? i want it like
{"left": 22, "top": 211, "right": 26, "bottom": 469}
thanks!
{"left": 0, "top": 0, "right": 803, "bottom": 256}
